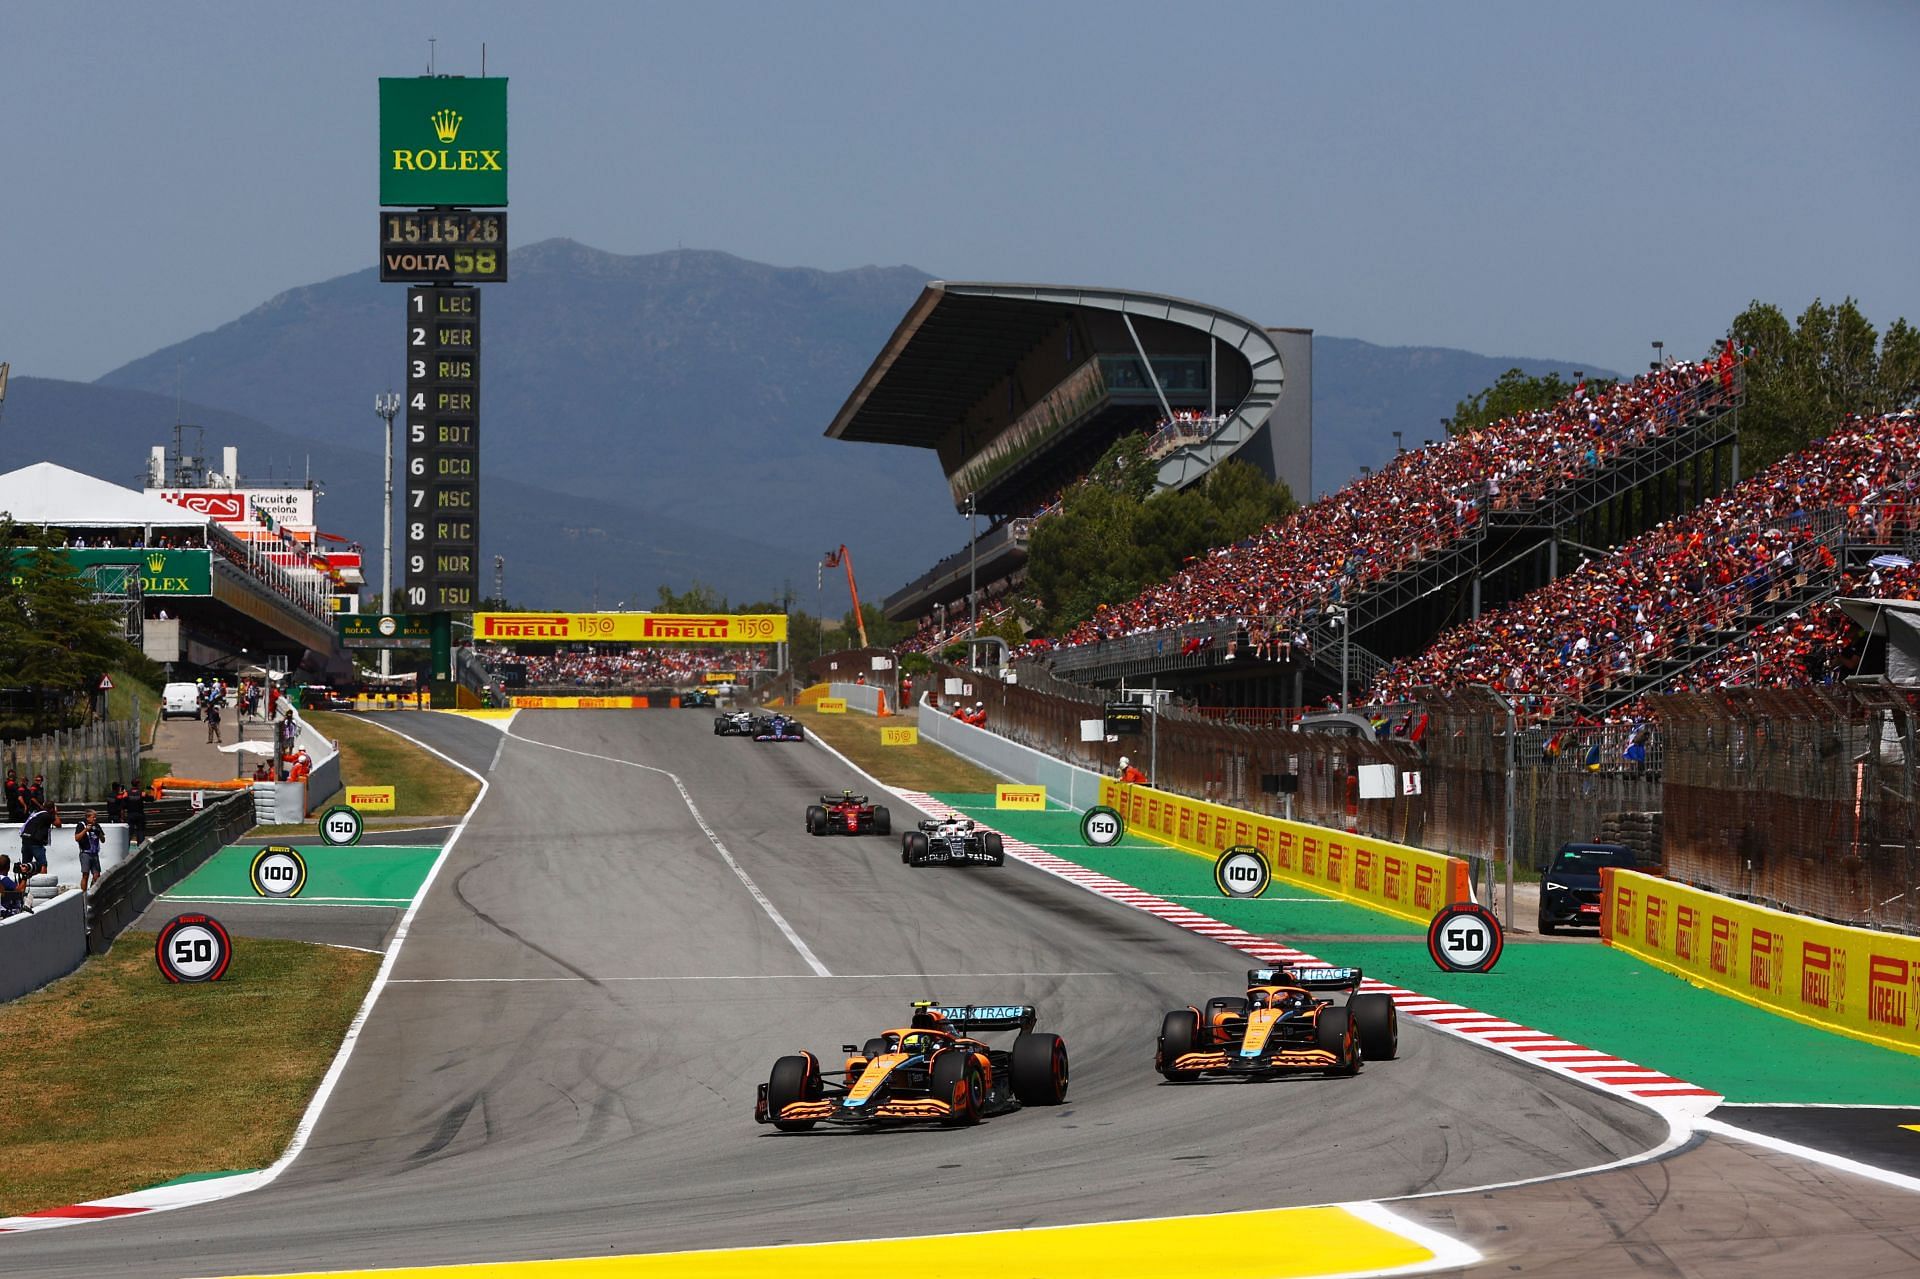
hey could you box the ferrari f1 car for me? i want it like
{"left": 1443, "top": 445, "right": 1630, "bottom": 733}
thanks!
{"left": 1156, "top": 965, "right": 1398, "bottom": 1080}
{"left": 714, "top": 710, "right": 763, "bottom": 736}
{"left": 807, "top": 789, "right": 891, "bottom": 836}
{"left": 901, "top": 815, "right": 1004, "bottom": 867}
{"left": 754, "top": 1000, "right": 1068, "bottom": 1130}
{"left": 754, "top": 712, "right": 805, "bottom": 742}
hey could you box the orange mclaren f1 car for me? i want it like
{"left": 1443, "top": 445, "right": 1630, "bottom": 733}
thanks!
{"left": 755, "top": 1001, "right": 1068, "bottom": 1130}
{"left": 1156, "top": 965, "right": 1398, "bottom": 1080}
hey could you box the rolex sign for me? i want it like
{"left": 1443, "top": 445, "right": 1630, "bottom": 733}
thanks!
{"left": 379, "top": 77, "right": 508, "bottom": 207}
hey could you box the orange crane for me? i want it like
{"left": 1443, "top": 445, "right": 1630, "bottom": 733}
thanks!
{"left": 821, "top": 546, "right": 868, "bottom": 648}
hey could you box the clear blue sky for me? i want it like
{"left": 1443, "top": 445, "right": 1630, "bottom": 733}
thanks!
{"left": 4, "top": 1, "right": 1914, "bottom": 382}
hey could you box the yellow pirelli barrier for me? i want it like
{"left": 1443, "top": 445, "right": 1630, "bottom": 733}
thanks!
{"left": 794, "top": 684, "right": 830, "bottom": 706}
{"left": 509, "top": 695, "right": 652, "bottom": 709}
{"left": 816, "top": 698, "right": 848, "bottom": 714}
{"left": 343, "top": 785, "right": 395, "bottom": 812}
{"left": 1603, "top": 868, "right": 1920, "bottom": 1057}
{"left": 996, "top": 784, "right": 1047, "bottom": 811}
{"left": 1097, "top": 779, "right": 1470, "bottom": 926}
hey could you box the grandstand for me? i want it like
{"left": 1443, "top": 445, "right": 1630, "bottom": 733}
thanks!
{"left": 826, "top": 282, "right": 1311, "bottom": 634}
{"left": 1037, "top": 352, "right": 1744, "bottom": 707}
{"left": 1367, "top": 411, "right": 1920, "bottom": 719}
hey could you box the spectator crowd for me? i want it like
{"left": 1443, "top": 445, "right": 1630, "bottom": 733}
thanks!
{"left": 1365, "top": 411, "right": 1920, "bottom": 719}
{"left": 1049, "top": 355, "right": 1735, "bottom": 653}
{"left": 478, "top": 646, "right": 758, "bottom": 689}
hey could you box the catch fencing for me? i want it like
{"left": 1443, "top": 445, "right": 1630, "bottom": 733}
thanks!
{"left": 1652, "top": 686, "right": 1920, "bottom": 934}
{"left": 0, "top": 716, "right": 143, "bottom": 805}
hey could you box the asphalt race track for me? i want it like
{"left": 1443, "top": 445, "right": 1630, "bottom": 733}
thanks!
{"left": 9, "top": 710, "right": 1917, "bottom": 1277}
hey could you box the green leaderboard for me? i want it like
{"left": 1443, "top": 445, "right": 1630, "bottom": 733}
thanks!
{"left": 403, "top": 287, "right": 481, "bottom": 610}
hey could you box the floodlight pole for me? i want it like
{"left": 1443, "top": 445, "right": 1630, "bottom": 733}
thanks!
{"left": 1468, "top": 683, "right": 1517, "bottom": 928}
{"left": 374, "top": 392, "right": 402, "bottom": 678}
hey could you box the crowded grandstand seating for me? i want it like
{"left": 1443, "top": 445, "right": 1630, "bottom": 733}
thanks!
{"left": 1047, "top": 355, "right": 1736, "bottom": 654}
{"left": 1679, "top": 563, "right": 1920, "bottom": 691}
{"left": 476, "top": 646, "right": 759, "bottom": 688}
{"left": 1365, "top": 411, "right": 1920, "bottom": 719}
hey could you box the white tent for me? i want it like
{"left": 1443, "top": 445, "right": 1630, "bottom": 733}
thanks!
{"left": 0, "top": 462, "right": 211, "bottom": 528}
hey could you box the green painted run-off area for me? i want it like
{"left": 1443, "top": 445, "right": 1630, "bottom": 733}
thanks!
{"left": 162, "top": 845, "right": 439, "bottom": 905}
{"left": 932, "top": 793, "right": 1920, "bottom": 1105}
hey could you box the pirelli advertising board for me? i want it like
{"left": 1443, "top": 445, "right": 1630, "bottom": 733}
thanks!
{"left": 1603, "top": 868, "right": 1920, "bottom": 1057}
{"left": 474, "top": 613, "right": 789, "bottom": 644}
{"left": 1096, "top": 778, "right": 1470, "bottom": 926}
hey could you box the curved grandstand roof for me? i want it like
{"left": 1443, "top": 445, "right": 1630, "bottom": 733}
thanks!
{"left": 825, "top": 281, "right": 1303, "bottom": 501}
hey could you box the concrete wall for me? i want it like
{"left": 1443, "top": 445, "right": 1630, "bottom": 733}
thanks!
{"left": 0, "top": 823, "right": 133, "bottom": 885}
{"left": 915, "top": 697, "right": 1108, "bottom": 812}
{"left": 828, "top": 682, "right": 885, "bottom": 715}
{"left": 0, "top": 888, "right": 87, "bottom": 1002}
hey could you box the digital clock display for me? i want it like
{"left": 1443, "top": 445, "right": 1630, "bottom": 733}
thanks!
{"left": 380, "top": 211, "right": 508, "bottom": 283}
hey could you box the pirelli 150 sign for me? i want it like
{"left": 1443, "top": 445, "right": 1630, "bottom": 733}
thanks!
{"left": 380, "top": 77, "right": 508, "bottom": 206}
{"left": 473, "top": 613, "right": 789, "bottom": 644}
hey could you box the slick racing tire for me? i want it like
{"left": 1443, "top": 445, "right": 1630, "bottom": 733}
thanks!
{"left": 1316, "top": 1007, "right": 1361, "bottom": 1076}
{"left": 806, "top": 806, "right": 828, "bottom": 836}
{"left": 767, "top": 1054, "right": 823, "bottom": 1132}
{"left": 931, "top": 1049, "right": 983, "bottom": 1126}
{"left": 903, "top": 831, "right": 928, "bottom": 866}
{"left": 872, "top": 805, "right": 891, "bottom": 836}
{"left": 1158, "top": 1008, "right": 1201, "bottom": 1080}
{"left": 1011, "top": 1031, "right": 1069, "bottom": 1105}
{"left": 981, "top": 831, "right": 1005, "bottom": 865}
{"left": 1349, "top": 993, "right": 1399, "bottom": 1061}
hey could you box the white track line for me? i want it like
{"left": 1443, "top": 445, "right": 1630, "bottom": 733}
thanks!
{"left": 1693, "top": 1115, "right": 1920, "bottom": 1194}
{"left": 502, "top": 721, "right": 831, "bottom": 977}
{"left": 0, "top": 714, "right": 490, "bottom": 1235}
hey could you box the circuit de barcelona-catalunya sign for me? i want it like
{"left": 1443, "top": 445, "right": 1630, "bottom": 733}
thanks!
{"left": 379, "top": 77, "right": 508, "bottom": 206}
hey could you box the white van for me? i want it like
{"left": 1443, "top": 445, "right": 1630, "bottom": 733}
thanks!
{"left": 161, "top": 682, "right": 202, "bottom": 720}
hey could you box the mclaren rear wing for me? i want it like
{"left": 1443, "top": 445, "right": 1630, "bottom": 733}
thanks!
{"left": 922, "top": 1001, "right": 1037, "bottom": 1033}
{"left": 1248, "top": 965, "right": 1364, "bottom": 993}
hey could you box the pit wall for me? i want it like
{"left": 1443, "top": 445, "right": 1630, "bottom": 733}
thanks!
{"left": 1604, "top": 867, "right": 1920, "bottom": 1057}
{"left": 1096, "top": 778, "right": 1470, "bottom": 927}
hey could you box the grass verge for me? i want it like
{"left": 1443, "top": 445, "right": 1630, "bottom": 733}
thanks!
{"left": 300, "top": 710, "right": 480, "bottom": 819}
{"left": 0, "top": 932, "right": 378, "bottom": 1215}
{"left": 784, "top": 704, "right": 1003, "bottom": 793}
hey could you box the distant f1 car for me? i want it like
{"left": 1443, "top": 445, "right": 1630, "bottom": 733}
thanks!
{"left": 901, "top": 815, "right": 1004, "bottom": 867}
{"left": 681, "top": 689, "right": 717, "bottom": 708}
{"left": 808, "top": 789, "right": 891, "bottom": 836}
{"left": 754, "top": 712, "right": 805, "bottom": 742}
{"left": 754, "top": 1000, "right": 1068, "bottom": 1130}
{"left": 1157, "top": 965, "right": 1397, "bottom": 1081}
{"left": 714, "top": 710, "right": 762, "bottom": 736}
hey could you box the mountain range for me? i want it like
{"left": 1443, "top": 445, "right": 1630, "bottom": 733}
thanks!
{"left": 7, "top": 240, "right": 1614, "bottom": 608}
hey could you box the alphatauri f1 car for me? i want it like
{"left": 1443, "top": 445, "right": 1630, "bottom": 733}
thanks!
{"left": 755, "top": 1001, "right": 1068, "bottom": 1130}
{"left": 808, "top": 790, "right": 891, "bottom": 836}
{"left": 1157, "top": 965, "right": 1398, "bottom": 1080}
{"left": 901, "top": 815, "right": 1004, "bottom": 867}
{"left": 714, "top": 710, "right": 762, "bottom": 736}
{"left": 754, "top": 712, "right": 805, "bottom": 742}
